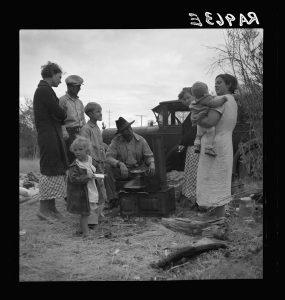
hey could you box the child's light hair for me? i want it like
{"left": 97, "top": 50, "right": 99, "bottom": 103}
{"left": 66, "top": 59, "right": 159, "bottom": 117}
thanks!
{"left": 70, "top": 135, "right": 92, "bottom": 154}
{"left": 84, "top": 102, "right": 102, "bottom": 117}
{"left": 191, "top": 81, "right": 209, "bottom": 99}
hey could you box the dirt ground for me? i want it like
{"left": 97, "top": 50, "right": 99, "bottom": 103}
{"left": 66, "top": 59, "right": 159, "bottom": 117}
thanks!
{"left": 19, "top": 182, "right": 263, "bottom": 281}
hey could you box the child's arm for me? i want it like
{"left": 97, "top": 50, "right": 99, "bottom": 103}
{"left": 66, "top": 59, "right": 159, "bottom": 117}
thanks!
{"left": 80, "top": 126, "right": 91, "bottom": 140}
{"left": 207, "top": 95, "right": 228, "bottom": 108}
{"left": 91, "top": 158, "right": 104, "bottom": 174}
{"left": 68, "top": 165, "right": 91, "bottom": 185}
{"left": 102, "top": 142, "right": 109, "bottom": 151}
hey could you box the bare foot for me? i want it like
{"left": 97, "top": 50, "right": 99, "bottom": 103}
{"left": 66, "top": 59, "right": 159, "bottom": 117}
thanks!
{"left": 37, "top": 211, "right": 57, "bottom": 221}
{"left": 51, "top": 211, "right": 64, "bottom": 219}
{"left": 74, "top": 230, "right": 90, "bottom": 237}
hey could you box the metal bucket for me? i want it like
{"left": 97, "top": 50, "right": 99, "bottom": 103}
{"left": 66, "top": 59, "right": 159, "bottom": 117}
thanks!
{"left": 239, "top": 197, "right": 254, "bottom": 219}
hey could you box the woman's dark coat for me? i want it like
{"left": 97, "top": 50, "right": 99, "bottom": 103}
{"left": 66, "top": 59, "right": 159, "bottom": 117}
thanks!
{"left": 166, "top": 113, "right": 197, "bottom": 171}
{"left": 180, "top": 112, "right": 197, "bottom": 147}
{"left": 33, "top": 80, "right": 69, "bottom": 175}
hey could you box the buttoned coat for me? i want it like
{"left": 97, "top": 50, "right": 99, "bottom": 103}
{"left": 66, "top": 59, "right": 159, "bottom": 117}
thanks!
{"left": 33, "top": 80, "right": 69, "bottom": 175}
{"left": 67, "top": 158, "right": 105, "bottom": 216}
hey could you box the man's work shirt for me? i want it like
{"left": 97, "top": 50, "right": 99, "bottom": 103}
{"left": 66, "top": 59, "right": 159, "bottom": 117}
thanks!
{"left": 106, "top": 132, "right": 154, "bottom": 168}
{"left": 59, "top": 93, "right": 86, "bottom": 134}
{"left": 80, "top": 120, "right": 106, "bottom": 164}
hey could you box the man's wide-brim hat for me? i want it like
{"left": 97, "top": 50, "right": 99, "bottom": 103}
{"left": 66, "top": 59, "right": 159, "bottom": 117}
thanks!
{"left": 115, "top": 117, "right": 135, "bottom": 134}
{"left": 65, "top": 75, "right": 84, "bottom": 86}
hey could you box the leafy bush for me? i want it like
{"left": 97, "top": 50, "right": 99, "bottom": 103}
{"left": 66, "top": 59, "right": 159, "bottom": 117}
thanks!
{"left": 19, "top": 98, "right": 39, "bottom": 159}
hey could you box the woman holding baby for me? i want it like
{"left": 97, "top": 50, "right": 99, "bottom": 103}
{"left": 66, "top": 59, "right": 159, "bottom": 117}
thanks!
{"left": 179, "top": 73, "right": 238, "bottom": 218}
{"left": 196, "top": 74, "right": 238, "bottom": 218}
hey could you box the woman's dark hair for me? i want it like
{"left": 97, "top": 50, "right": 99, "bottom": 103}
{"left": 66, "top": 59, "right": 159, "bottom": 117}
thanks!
{"left": 215, "top": 73, "right": 238, "bottom": 94}
{"left": 178, "top": 87, "right": 192, "bottom": 100}
{"left": 41, "top": 61, "right": 62, "bottom": 79}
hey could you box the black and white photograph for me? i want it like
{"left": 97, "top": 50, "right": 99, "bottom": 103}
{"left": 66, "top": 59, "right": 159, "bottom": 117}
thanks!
{"left": 19, "top": 22, "right": 266, "bottom": 281}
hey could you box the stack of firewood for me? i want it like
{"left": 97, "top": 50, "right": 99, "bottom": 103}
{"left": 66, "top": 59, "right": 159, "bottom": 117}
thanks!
{"left": 150, "top": 217, "right": 229, "bottom": 269}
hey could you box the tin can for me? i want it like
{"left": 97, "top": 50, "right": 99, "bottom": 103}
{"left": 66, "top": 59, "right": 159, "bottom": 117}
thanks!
{"left": 239, "top": 196, "right": 254, "bottom": 219}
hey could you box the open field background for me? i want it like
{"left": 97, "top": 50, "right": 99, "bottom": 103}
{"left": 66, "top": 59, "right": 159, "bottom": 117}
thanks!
{"left": 20, "top": 159, "right": 40, "bottom": 174}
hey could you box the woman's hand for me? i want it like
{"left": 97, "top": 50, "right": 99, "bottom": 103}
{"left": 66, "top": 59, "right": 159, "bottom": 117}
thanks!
{"left": 63, "top": 131, "right": 69, "bottom": 141}
{"left": 177, "top": 145, "right": 185, "bottom": 152}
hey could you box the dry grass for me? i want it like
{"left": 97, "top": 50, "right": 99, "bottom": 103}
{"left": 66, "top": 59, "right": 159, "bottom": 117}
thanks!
{"left": 19, "top": 169, "right": 263, "bottom": 281}
{"left": 19, "top": 195, "right": 263, "bottom": 281}
{"left": 231, "top": 177, "right": 262, "bottom": 199}
{"left": 20, "top": 158, "right": 40, "bottom": 174}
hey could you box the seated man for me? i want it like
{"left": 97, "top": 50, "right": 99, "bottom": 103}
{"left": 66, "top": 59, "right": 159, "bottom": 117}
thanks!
{"left": 106, "top": 117, "right": 155, "bottom": 184}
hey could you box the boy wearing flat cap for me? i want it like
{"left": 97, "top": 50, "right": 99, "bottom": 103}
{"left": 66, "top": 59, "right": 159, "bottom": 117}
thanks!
{"left": 59, "top": 75, "right": 86, "bottom": 164}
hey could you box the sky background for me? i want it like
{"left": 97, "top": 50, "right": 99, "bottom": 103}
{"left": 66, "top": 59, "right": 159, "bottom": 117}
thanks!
{"left": 20, "top": 29, "right": 235, "bottom": 128}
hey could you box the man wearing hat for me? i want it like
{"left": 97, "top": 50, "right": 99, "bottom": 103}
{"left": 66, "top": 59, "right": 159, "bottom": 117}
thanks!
{"left": 106, "top": 117, "right": 155, "bottom": 181}
{"left": 59, "top": 75, "right": 86, "bottom": 163}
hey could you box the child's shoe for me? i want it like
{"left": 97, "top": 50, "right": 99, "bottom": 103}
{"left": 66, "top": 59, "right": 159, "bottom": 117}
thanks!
{"left": 194, "top": 144, "right": 201, "bottom": 153}
{"left": 205, "top": 148, "right": 217, "bottom": 156}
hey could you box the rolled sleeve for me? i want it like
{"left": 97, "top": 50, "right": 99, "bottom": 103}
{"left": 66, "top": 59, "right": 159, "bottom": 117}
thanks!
{"left": 58, "top": 96, "right": 68, "bottom": 127}
{"left": 58, "top": 96, "right": 66, "bottom": 110}
{"left": 141, "top": 138, "right": 154, "bottom": 165}
{"left": 81, "top": 106, "right": 86, "bottom": 126}
{"left": 106, "top": 140, "right": 119, "bottom": 167}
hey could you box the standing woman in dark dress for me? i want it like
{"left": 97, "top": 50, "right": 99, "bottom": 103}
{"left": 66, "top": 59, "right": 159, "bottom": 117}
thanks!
{"left": 177, "top": 87, "right": 199, "bottom": 207}
{"left": 33, "top": 61, "right": 69, "bottom": 221}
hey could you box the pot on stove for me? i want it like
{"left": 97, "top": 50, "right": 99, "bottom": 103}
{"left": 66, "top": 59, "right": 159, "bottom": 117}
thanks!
{"left": 123, "top": 169, "right": 147, "bottom": 192}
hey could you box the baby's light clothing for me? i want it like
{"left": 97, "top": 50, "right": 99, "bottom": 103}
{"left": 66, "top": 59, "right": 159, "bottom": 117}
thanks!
{"left": 190, "top": 94, "right": 226, "bottom": 150}
{"left": 75, "top": 156, "right": 100, "bottom": 225}
{"left": 189, "top": 94, "right": 227, "bottom": 126}
{"left": 75, "top": 156, "right": 99, "bottom": 204}
{"left": 189, "top": 94, "right": 214, "bottom": 126}
{"left": 195, "top": 125, "right": 215, "bottom": 149}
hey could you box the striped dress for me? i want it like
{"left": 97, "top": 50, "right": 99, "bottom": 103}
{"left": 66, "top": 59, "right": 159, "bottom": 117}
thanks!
{"left": 38, "top": 174, "right": 66, "bottom": 200}
{"left": 182, "top": 146, "right": 199, "bottom": 203}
